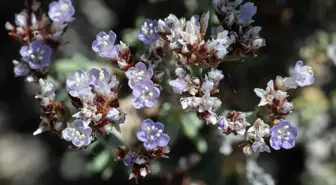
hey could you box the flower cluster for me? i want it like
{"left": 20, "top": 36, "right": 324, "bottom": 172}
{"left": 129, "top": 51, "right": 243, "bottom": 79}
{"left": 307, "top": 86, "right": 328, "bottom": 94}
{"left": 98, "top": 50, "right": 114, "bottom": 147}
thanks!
{"left": 7, "top": 0, "right": 75, "bottom": 81}
{"left": 6, "top": 0, "right": 317, "bottom": 183}
{"left": 6, "top": 0, "right": 74, "bottom": 45}
{"left": 155, "top": 12, "right": 234, "bottom": 66}
{"left": 125, "top": 62, "right": 161, "bottom": 109}
{"left": 240, "top": 60, "right": 314, "bottom": 155}
{"left": 62, "top": 68, "right": 126, "bottom": 148}
{"left": 33, "top": 79, "right": 66, "bottom": 135}
{"left": 169, "top": 67, "right": 223, "bottom": 124}
{"left": 212, "top": 0, "right": 265, "bottom": 58}
{"left": 255, "top": 60, "right": 314, "bottom": 120}
{"left": 115, "top": 119, "right": 170, "bottom": 183}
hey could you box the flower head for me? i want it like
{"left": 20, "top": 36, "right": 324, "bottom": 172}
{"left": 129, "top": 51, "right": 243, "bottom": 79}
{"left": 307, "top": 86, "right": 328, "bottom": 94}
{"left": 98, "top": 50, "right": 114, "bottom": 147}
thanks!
{"left": 92, "top": 30, "right": 120, "bottom": 58}
{"left": 269, "top": 120, "right": 298, "bottom": 150}
{"left": 125, "top": 62, "right": 153, "bottom": 89}
{"left": 20, "top": 41, "right": 52, "bottom": 70}
{"left": 292, "top": 60, "right": 314, "bottom": 87}
{"left": 62, "top": 119, "right": 92, "bottom": 148}
{"left": 66, "top": 70, "right": 92, "bottom": 97}
{"left": 239, "top": 2, "right": 257, "bottom": 25}
{"left": 48, "top": 0, "right": 75, "bottom": 23}
{"left": 132, "top": 80, "right": 160, "bottom": 109}
{"left": 136, "top": 119, "right": 170, "bottom": 150}
{"left": 138, "top": 19, "right": 159, "bottom": 44}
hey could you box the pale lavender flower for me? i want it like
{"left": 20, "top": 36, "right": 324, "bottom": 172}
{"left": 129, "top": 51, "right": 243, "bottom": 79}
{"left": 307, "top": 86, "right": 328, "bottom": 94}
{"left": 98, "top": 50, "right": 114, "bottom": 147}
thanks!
{"left": 169, "top": 78, "right": 186, "bottom": 94}
{"left": 88, "top": 68, "right": 111, "bottom": 87}
{"left": 201, "top": 76, "right": 214, "bottom": 92}
{"left": 92, "top": 30, "right": 120, "bottom": 58}
{"left": 292, "top": 60, "right": 314, "bottom": 87}
{"left": 62, "top": 119, "right": 92, "bottom": 148}
{"left": 125, "top": 62, "right": 153, "bottom": 89}
{"left": 138, "top": 19, "right": 159, "bottom": 44}
{"left": 136, "top": 119, "right": 170, "bottom": 150}
{"left": 239, "top": 2, "right": 257, "bottom": 25}
{"left": 20, "top": 41, "right": 52, "bottom": 70}
{"left": 13, "top": 60, "right": 30, "bottom": 77}
{"left": 48, "top": 0, "right": 75, "bottom": 23}
{"left": 132, "top": 80, "right": 160, "bottom": 109}
{"left": 218, "top": 117, "right": 227, "bottom": 130}
{"left": 269, "top": 120, "right": 298, "bottom": 150}
{"left": 123, "top": 153, "right": 136, "bottom": 166}
{"left": 66, "top": 70, "right": 92, "bottom": 97}
{"left": 88, "top": 68, "right": 119, "bottom": 98}
{"left": 252, "top": 138, "right": 271, "bottom": 153}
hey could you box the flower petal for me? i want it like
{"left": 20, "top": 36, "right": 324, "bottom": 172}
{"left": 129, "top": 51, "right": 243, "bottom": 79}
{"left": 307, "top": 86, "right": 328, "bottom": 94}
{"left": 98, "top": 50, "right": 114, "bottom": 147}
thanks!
{"left": 141, "top": 119, "right": 154, "bottom": 131}
{"left": 144, "top": 141, "right": 157, "bottom": 150}
{"left": 156, "top": 133, "right": 170, "bottom": 147}
{"left": 136, "top": 131, "right": 148, "bottom": 142}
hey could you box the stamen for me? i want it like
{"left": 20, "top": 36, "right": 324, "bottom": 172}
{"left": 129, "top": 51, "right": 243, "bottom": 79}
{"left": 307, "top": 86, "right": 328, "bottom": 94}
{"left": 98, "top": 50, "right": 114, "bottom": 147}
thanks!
{"left": 103, "top": 35, "right": 110, "bottom": 40}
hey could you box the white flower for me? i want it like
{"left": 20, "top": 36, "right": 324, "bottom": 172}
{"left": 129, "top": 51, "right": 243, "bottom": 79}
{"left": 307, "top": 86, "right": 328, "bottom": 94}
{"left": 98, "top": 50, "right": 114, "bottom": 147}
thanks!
{"left": 207, "top": 68, "right": 224, "bottom": 85}
{"left": 254, "top": 80, "right": 287, "bottom": 106}
{"left": 247, "top": 118, "right": 270, "bottom": 140}
{"left": 198, "top": 92, "right": 222, "bottom": 112}
{"left": 204, "top": 112, "right": 218, "bottom": 125}
{"left": 180, "top": 96, "right": 202, "bottom": 111}
{"left": 184, "top": 75, "right": 200, "bottom": 95}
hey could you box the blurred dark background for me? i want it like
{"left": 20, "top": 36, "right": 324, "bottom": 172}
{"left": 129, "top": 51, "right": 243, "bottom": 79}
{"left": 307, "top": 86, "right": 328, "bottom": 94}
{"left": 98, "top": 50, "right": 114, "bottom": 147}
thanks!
{"left": 0, "top": 0, "right": 336, "bottom": 185}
